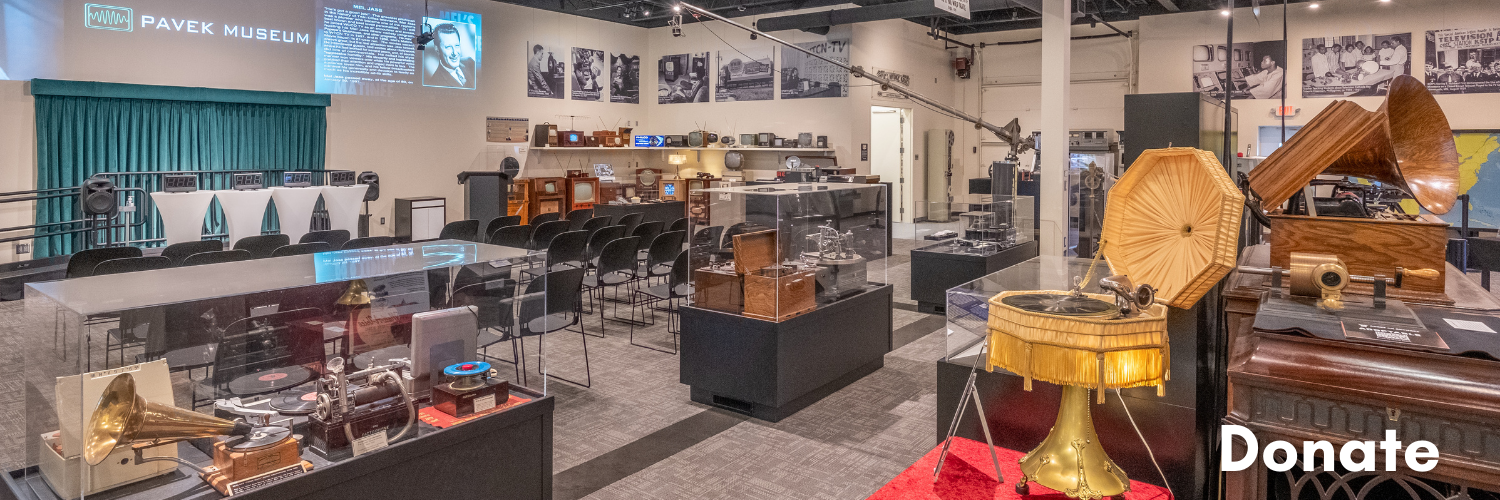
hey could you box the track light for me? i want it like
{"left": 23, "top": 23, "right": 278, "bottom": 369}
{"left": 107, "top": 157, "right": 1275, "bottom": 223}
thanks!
{"left": 1309, "top": 2, "right": 1318, "bottom": 7}
{"left": 643, "top": 9, "right": 650, "bottom": 15}
{"left": 1220, "top": 9, "right": 1230, "bottom": 16}
{"left": 673, "top": 4, "right": 681, "bottom": 12}
{"left": 737, "top": 3, "right": 745, "bottom": 10}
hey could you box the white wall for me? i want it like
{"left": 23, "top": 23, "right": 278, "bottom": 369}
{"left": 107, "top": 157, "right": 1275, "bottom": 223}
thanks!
{"left": 1136, "top": 0, "right": 1500, "bottom": 156}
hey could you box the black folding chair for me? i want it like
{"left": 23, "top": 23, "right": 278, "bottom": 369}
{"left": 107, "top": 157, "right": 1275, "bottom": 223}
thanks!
{"left": 484, "top": 216, "right": 523, "bottom": 238}
{"left": 181, "top": 250, "right": 253, "bottom": 267}
{"left": 161, "top": 240, "right": 223, "bottom": 266}
{"left": 65, "top": 247, "right": 143, "bottom": 279}
{"left": 583, "top": 236, "right": 640, "bottom": 336}
{"left": 439, "top": 219, "right": 482, "bottom": 242}
{"left": 342, "top": 236, "right": 395, "bottom": 250}
{"left": 271, "top": 242, "right": 331, "bottom": 257}
{"left": 234, "top": 234, "right": 291, "bottom": 259}
{"left": 530, "top": 212, "right": 562, "bottom": 225}
{"left": 300, "top": 230, "right": 351, "bottom": 250}
{"left": 630, "top": 251, "right": 691, "bottom": 354}
{"left": 490, "top": 224, "right": 532, "bottom": 248}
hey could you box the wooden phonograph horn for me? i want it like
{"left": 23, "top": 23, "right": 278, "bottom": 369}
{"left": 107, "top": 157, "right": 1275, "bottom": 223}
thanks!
{"left": 1248, "top": 75, "right": 1460, "bottom": 214}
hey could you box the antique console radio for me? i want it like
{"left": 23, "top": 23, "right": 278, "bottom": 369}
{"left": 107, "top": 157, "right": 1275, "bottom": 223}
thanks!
{"left": 1247, "top": 75, "right": 1458, "bottom": 305}
{"left": 308, "top": 357, "right": 417, "bottom": 455}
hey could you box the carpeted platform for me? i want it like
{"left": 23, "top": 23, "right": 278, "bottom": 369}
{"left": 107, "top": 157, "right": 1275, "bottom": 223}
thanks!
{"left": 866, "top": 437, "right": 1172, "bottom": 500}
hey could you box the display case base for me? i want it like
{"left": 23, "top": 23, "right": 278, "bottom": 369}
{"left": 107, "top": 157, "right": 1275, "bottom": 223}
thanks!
{"left": 910, "top": 241, "right": 1037, "bottom": 313}
{"left": 680, "top": 284, "right": 893, "bottom": 422}
{"left": 5, "top": 390, "right": 554, "bottom": 500}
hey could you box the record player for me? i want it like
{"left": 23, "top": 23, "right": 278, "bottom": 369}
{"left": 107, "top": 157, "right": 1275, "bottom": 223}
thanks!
{"left": 308, "top": 357, "right": 417, "bottom": 455}
{"left": 1247, "top": 76, "right": 1458, "bottom": 305}
{"left": 432, "top": 361, "right": 511, "bottom": 418}
{"left": 980, "top": 147, "right": 1245, "bottom": 498}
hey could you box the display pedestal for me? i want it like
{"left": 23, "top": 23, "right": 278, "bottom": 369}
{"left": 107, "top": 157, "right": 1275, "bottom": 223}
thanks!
{"left": 5, "top": 389, "right": 554, "bottom": 500}
{"left": 321, "top": 185, "right": 369, "bottom": 236}
{"left": 270, "top": 187, "right": 322, "bottom": 244}
{"left": 593, "top": 201, "right": 685, "bottom": 225}
{"left": 1222, "top": 244, "right": 1500, "bottom": 499}
{"left": 937, "top": 283, "right": 1208, "bottom": 499}
{"left": 910, "top": 241, "right": 1037, "bottom": 313}
{"left": 680, "top": 284, "right": 892, "bottom": 422}
{"left": 866, "top": 437, "right": 1171, "bottom": 500}
{"left": 215, "top": 189, "right": 273, "bottom": 248}
{"left": 149, "top": 191, "right": 216, "bottom": 246}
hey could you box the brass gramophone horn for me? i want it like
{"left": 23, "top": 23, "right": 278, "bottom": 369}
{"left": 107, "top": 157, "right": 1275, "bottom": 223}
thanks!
{"left": 1248, "top": 75, "right": 1460, "bottom": 214}
{"left": 83, "top": 373, "right": 252, "bottom": 466}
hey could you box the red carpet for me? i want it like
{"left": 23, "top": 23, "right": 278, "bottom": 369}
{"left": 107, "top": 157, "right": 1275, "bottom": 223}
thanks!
{"left": 866, "top": 437, "right": 1172, "bottom": 500}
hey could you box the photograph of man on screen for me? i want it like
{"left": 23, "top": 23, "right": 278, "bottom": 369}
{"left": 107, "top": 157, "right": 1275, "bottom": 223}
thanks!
{"left": 424, "top": 21, "right": 478, "bottom": 89}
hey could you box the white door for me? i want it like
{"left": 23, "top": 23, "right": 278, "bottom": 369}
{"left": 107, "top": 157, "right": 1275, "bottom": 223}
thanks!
{"left": 870, "top": 106, "right": 912, "bottom": 222}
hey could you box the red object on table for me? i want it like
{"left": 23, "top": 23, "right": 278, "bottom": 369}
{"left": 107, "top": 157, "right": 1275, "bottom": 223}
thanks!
{"left": 866, "top": 437, "right": 1171, "bottom": 500}
{"left": 416, "top": 395, "right": 530, "bottom": 428}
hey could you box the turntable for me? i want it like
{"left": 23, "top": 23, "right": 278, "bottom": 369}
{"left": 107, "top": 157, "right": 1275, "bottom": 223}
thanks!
{"left": 957, "top": 147, "right": 1245, "bottom": 498}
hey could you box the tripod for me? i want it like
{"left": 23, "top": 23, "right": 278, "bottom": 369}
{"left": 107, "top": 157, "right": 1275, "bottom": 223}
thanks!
{"left": 932, "top": 343, "right": 1004, "bottom": 484}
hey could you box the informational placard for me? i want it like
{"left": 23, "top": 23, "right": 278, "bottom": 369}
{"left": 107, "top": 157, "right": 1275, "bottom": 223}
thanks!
{"left": 871, "top": 67, "right": 911, "bottom": 101}
{"left": 486, "top": 117, "right": 529, "bottom": 143}
{"left": 935, "top": 0, "right": 969, "bottom": 19}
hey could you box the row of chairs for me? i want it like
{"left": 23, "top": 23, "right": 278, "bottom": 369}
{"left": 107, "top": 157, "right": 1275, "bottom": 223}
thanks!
{"left": 63, "top": 230, "right": 402, "bottom": 280}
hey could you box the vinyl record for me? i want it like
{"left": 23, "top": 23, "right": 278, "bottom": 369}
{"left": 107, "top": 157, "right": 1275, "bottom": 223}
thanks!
{"left": 270, "top": 389, "right": 318, "bottom": 415}
{"left": 226, "top": 426, "right": 292, "bottom": 451}
{"left": 1000, "top": 293, "right": 1118, "bottom": 318}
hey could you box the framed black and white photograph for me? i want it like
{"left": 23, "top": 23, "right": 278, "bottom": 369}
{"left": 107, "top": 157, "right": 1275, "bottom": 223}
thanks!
{"left": 715, "top": 48, "right": 774, "bottom": 102}
{"left": 658, "top": 52, "right": 710, "bottom": 104}
{"left": 571, "top": 47, "right": 605, "bottom": 101}
{"left": 610, "top": 53, "right": 641, "bottom": 103}
{"left": 1190, "top": 41, "right": 1286, "bottom": 100}
{"left": 1301, "top": 33, "right": 1412, "bottom": 98}
{"left": 781, "top": 37, "right": 850, "bottom": 99}
{"left": 1425, "top": 28, "right": 1500, "bottom": 95}
{"left": 421, "top": 18, "right": 480, "bottom": 89}
{"left": 527, "top": 41, "right": 566, "bottom": 99}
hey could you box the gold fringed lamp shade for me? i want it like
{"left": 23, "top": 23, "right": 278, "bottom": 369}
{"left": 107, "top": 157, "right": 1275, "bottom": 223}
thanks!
{"left": 985, "top": 147, "right": 1244, "bottom": 499}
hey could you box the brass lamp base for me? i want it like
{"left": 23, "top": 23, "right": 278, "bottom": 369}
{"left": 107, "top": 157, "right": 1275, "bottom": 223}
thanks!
{"left": 1015, "top": 386, "right": 1130, "bottom": 500}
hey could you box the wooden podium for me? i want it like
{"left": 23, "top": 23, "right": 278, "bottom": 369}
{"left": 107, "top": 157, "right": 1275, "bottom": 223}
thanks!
{"left": 1223, "top": 244, "right": 1500, "bottom": 499}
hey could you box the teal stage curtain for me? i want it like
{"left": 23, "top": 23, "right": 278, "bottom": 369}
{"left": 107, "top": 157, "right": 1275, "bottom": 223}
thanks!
{"left": 32, "top": 80, "right": 329, "bottom": 257}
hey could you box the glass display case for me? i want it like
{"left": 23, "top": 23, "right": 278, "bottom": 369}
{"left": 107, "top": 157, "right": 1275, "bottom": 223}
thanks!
{"left": 17, "top": 240, "right": 556, "bottom": 499}
{"left": 944, "top": 255, "right": 1103, "bottom": 364}
{"left": 689, "top": 183, "right": 888, "bottom": 322}
{"left": 1064, "top": 163, "right": 1115, "bottom": 258}
{"left": 920, "top": 194, "right": 1036, "bottom": 258}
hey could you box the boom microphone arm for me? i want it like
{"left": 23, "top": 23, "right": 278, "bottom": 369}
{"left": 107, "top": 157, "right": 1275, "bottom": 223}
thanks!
{"left": 674, "top": 2, "right": 1034, "bottom": 160}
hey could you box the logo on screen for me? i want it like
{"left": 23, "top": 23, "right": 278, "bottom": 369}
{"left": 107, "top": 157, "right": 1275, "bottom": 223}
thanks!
{"left": 84, "top": 4, "right": 133, "bottom": 31}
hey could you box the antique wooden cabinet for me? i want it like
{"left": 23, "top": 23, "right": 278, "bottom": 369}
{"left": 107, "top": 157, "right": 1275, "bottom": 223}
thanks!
{"left": 1223, "top": 244, "right": 1500, "bottom": 499}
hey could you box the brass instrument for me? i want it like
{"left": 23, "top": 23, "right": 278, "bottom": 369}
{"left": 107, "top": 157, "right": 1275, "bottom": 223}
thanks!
{"left": 83, "top": 373, "right": 311, "bottom": 495}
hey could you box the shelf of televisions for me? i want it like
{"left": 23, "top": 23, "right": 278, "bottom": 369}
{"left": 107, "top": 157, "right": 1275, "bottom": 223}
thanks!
{"left": 532, "top": 147, "right": 834, "bottom": 152}
{"left": 531, "top": 125, "right": 834, "bottom": 152}
{"left": 11, "top": 238, "right": 559, "bottom": 499}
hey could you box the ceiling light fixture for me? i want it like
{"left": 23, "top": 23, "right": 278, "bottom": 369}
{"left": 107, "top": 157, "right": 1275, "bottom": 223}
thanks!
{"left": 1220, "top": 9, "right": 1230, "bottom": 16}
{"left": 1309, "top": 2, "right": 1318, "bottom": 7}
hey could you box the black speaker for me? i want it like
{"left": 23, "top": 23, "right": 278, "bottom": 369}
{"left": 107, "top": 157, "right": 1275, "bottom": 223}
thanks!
{"left": 79, "top": 177, "right": 117, "bottom": 217}
{"left": 358, "top": 171, "right": 380, "bottom": 201}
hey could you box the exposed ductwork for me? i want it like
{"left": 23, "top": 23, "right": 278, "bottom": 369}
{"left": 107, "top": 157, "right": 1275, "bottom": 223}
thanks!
{"left": 756, "top": 0, "right": 1018, "bottom": 33}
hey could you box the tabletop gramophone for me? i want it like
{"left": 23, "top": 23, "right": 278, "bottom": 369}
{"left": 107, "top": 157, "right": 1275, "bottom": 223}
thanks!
{"left": 934, "top": 148, "right": 1245, "bottom": 499}
{"left": 1247, "top": 75, "right": 1459, "bottom": 305}
{"left": 83, "top": 373, "right": 311, "bottom": 496}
